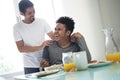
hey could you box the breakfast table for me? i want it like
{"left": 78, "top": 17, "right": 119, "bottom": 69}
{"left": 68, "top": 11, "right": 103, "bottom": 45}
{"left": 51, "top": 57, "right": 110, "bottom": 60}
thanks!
{"left": 14, "top": 62, "right": 120, "bottom": 80}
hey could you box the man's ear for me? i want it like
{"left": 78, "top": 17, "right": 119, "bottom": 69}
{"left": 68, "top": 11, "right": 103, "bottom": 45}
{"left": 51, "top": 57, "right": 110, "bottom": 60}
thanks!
{"left": 66, "top": 31, "right": 71, "bottom": 36}
{"left": 20, "top": 12, "right": 24, "bottom": 16}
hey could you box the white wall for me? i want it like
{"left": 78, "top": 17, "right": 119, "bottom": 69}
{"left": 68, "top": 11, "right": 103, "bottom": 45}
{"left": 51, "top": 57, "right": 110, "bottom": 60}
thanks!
{"left": 53, "top": 0, "right": 105, "bottom": 60}
{"left": 99, "top": 0, "right": 120, "bottom": 51}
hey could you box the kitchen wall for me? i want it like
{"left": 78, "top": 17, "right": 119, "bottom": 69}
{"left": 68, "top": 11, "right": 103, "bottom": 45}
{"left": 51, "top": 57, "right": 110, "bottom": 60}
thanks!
{"left": 53, "top": 0, "right": 120, "bottom": 60}
{"left": 53, "top": 0, "right": 105, "bottom": 60}
{"left": 99, "top": 0, "right": 120, "bottom": 51}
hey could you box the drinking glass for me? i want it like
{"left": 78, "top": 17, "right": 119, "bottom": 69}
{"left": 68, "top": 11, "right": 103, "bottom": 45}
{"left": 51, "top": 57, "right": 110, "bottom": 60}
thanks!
{"left": 62, "top": 52, "right": 76, "bottom": 72}
{"left": 72, "top": 51, "right": 88, "bottom": 70}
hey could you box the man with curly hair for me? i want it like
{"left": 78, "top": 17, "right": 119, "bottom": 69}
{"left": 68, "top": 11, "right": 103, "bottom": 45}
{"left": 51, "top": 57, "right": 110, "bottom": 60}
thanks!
{"left": 40, "top": 16, "right": 91, "bottom": 67}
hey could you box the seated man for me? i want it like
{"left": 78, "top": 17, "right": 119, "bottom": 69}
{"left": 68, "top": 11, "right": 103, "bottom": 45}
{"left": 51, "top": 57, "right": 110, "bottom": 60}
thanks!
{"left": 40, "top": 16, "right": 91, "bottom": 67}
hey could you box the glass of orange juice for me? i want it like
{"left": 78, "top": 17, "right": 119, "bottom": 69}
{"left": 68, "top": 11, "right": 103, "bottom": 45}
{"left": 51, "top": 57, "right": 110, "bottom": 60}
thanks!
{"left": 63, "top": 62, "right": 76, "bottom": 72}
{"left": 62, "top": 52, "right": 76, "bottom": 72}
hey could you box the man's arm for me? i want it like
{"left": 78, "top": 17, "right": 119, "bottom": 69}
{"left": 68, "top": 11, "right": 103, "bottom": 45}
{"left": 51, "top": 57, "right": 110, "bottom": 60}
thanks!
{"left": 77, "top": 37, "right": 91, "bottom": 61}
{"left": 71, "top": 32, "right": 92, "bottom": 61}
{"left": 16, "top": 40, "right": 52, "bottom": 53}
{"left": 40, "top": 46, "right": 50, "bottom": 67}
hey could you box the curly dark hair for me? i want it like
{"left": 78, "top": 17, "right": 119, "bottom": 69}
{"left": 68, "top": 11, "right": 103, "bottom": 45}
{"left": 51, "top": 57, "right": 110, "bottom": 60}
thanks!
{"left": 56, "top": 16, "right": 75, "bottom": 33}
{"left": 19, "top": 0, "right": 34, "bottom": 14}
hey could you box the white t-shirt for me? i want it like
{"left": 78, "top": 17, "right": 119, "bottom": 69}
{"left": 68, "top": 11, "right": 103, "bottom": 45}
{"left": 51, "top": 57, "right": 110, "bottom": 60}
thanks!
{"left": 13, "top": 18, "right": 52, "bottom": 68}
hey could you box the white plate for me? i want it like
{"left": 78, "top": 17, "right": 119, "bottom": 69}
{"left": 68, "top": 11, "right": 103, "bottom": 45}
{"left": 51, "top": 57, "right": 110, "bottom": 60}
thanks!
{"left": 44, "top": 64, "right": 63, "bottom": 71}
{"left": 88, "top": 61, "right": 112, "bottom": 68}
{"left": 27, "top": 69, "right": 59, "bottom": 78}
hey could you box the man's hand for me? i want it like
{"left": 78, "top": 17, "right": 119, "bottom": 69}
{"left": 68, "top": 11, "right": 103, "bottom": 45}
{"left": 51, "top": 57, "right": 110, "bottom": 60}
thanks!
{"left": 71, "top": 32, "right": 83, "bottom": 42}
{"left": 40, "top": 59, "right": 49, "bottom": 67}
{"left": 88, "top": 60, "right": 97, "bottom": 63}
{"left": 41, "top": 40, "right": 53, "bottom": 49}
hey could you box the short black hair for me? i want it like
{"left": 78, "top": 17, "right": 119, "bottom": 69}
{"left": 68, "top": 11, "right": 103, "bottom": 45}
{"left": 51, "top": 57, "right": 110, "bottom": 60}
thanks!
{"left": 56, "top": 16, "right": 75, "bottom": 33}
{"left": 19, "top": 0, "right": 34, "bottom": 14}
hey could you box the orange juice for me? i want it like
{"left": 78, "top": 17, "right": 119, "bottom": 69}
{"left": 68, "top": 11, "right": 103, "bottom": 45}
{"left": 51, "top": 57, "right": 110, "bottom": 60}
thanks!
{"left": 106, "top": 53, "right": 120, "bottom": 62}
{"left": 63, "top": 62, "right": 76, "bottom": 72}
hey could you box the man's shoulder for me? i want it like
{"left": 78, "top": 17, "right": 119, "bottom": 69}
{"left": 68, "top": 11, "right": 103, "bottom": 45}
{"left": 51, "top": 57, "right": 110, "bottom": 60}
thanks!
{"left": 13, "top": 21, "right": 23, "bottom": 29}
{"left": 35, "top": 18, "right": 46, "bottom": 22}
{"left": 45, "top": 41, "right": 58, "bottom": 48}
{"left": 44, "top": 41, "right": 57, "bottom": 52}
{"left": 71, "top": 42, "right": 80, "bottom": 48}
{"left": 50, "top": 41, "right": 58, "bottom": 47}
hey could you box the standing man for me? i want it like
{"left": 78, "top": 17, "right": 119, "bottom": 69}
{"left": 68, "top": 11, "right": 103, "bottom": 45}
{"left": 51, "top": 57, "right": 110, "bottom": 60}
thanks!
{"left": 13, "top": 0, "right": 54, "bottom": 74}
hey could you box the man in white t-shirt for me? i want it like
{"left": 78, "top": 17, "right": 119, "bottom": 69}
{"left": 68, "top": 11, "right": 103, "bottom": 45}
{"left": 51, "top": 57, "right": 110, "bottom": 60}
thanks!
{"left": 13, "top": 0, "right": 54, "bottom": 74}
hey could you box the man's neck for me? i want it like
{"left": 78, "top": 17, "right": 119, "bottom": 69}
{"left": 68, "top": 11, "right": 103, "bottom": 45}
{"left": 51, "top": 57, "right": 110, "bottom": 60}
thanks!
{"left": 23, "top": 19, "right": 34, "bottom": 24}
{"left": 57, "top": 38, "right": 71, "bottom": 48}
